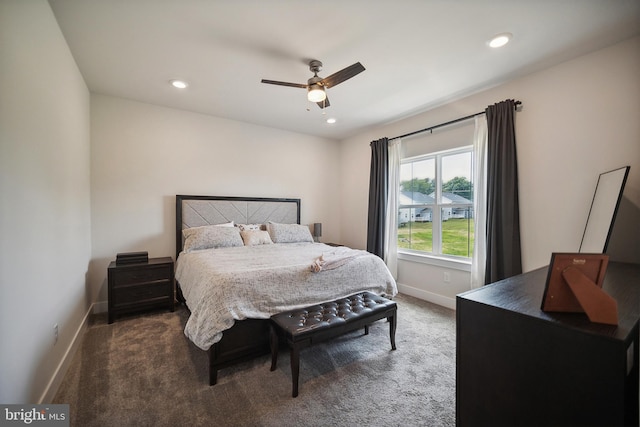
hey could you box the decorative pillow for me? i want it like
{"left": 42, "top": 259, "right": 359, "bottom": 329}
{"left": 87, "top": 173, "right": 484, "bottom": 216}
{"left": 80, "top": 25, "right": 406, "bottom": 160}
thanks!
{"left": 240, "top": 230, "right": 273, "bottom": 246}
{"left": 267, "top": 222, "right": 314, "bottom": 243}
{"left": 182, "top": 225, "right": 243, "bottom": 252}
{"left": 216, "top": 221, "right": 235, "bottom": 227}
{"left": 237, "top": 223, "right": 263, "bottom": 231}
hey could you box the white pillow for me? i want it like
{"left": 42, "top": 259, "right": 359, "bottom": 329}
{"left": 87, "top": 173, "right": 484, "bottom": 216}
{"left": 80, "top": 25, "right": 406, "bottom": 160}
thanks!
{"left": 182, "top": 225, "right": 243, "bottom": 252}
{"left": 240, "top": 230, "right": 273, "bottom": 246}
{"left": 267, "top": 222, "right": 314, "bottom": 243}
{"left": 237, "top": 223, "right": 263, "bottom": 231}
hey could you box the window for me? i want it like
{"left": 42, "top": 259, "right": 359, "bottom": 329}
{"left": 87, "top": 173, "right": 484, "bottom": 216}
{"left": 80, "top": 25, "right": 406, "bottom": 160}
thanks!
{"left": 398, "top": 146, "right": 474, "bottom": 259}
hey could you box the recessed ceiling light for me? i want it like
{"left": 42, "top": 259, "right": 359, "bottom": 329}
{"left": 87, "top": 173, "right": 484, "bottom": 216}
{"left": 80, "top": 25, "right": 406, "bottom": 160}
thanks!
{"left": 170, "top": 79, "right": 188, "bottom": 89}
{"left": 488, "top": 33, "right": 512, "bottom": 48}
{"left": 326, "top": 117, "right": 336, "bottom": 124}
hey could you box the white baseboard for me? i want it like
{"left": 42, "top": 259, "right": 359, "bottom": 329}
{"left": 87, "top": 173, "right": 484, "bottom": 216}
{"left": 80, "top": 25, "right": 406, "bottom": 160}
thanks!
{"left": 38, "top": 302, "right": 95, "bottom": 404}
{"left": 397, "top": 282, "right": 457, "bottom": 310}
{"left": 93, "top": 300, "right": 108, "bottom": 314}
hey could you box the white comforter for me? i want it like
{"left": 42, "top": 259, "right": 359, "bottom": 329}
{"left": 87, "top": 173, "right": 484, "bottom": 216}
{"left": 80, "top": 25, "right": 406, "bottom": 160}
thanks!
{"left": 175, "top": 242, "right": 397, "bottom": 350}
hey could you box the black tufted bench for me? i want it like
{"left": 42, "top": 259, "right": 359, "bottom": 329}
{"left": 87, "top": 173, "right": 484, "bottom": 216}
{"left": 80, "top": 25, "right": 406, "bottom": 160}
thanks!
{"left": 269, "top": 291, "right": 397, "bottom": 397}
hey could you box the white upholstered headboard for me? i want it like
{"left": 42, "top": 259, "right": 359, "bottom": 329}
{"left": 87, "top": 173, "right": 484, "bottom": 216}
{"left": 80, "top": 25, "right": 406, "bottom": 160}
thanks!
{"left": 175, "top": 195, "right": 300, "bottom": 257}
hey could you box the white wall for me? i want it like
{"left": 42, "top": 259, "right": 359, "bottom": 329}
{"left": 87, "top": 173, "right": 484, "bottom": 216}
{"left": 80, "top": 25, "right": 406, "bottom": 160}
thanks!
{"left": 0, "top": 0, "right": 91, "bottom": 403}
{"left": 89, "top": 95, "right": 341, "bottom": 303}
{"left": 340, "top": 35, "right": 640, "bottom": 308}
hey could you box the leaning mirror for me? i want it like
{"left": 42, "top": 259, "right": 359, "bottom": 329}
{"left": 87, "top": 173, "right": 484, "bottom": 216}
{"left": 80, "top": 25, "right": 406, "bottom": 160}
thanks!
{"left": 579, "top": 166, "right": 630, "bottom": 253}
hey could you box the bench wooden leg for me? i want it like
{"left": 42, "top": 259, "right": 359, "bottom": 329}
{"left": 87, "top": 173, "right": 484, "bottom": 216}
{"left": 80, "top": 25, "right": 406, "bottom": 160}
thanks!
{"left": 269, "top": 324, "right": 278, "bottom": 371}
{"left": 290, "top": 345, "right": 300, "bottom": 398}
{"left": 389, "top": 312, "right": 397, "bottom": 350}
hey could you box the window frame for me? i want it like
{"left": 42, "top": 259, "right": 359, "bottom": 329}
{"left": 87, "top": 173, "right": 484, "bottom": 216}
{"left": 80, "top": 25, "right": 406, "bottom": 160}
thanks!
{"left": 398, "top": 145, "right": 474, "bottom": 266}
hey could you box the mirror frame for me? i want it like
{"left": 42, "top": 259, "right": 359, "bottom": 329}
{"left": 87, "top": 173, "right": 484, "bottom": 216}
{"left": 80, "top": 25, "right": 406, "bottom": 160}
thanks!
{"left": 579, "top": 166, "right": 630, "bottom": 253}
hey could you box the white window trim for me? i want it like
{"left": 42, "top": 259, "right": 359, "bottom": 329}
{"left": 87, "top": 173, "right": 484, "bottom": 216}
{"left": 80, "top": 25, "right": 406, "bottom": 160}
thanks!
{"left": 398, "top": 250, "right": 471, "bottom": 272}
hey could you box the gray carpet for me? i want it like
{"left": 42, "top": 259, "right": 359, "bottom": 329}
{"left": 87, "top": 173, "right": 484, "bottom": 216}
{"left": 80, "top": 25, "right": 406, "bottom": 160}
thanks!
{"left": 53, "top": 293, "right": 456, "bottom": 426}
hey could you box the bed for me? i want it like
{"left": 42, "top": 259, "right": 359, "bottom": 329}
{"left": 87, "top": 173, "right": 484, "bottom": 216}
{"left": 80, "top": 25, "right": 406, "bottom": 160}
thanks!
{"left": 175, "top": 195, "right": 397, "bottom": 384}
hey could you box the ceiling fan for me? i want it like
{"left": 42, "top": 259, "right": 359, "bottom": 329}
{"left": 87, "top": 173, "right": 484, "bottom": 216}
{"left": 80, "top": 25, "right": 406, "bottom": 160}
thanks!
{"left": 261, "top": 60, "right": 365, "bottom": 109}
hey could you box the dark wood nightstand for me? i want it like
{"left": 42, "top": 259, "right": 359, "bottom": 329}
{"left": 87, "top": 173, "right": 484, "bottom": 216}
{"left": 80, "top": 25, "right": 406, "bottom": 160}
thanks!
{"left": 108, "top": 257, "right": 175, "bottom": 324}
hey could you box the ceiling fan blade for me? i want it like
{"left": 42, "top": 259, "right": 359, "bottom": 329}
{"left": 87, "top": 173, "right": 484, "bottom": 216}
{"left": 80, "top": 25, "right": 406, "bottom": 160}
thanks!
{"left": 316, "top": 96, "right": 330, "bottom": 109}
{"left": 261, "top": 79, "right": 308, "bottom": 89}
{"left": 320, "top": 62, "right": 365, "bottom": 88}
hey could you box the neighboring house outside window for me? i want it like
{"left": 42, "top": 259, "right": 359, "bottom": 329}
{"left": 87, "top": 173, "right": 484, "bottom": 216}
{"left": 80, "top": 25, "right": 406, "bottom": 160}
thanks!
{"left": 398, "top": 146, "right": 474, "bottom": 260}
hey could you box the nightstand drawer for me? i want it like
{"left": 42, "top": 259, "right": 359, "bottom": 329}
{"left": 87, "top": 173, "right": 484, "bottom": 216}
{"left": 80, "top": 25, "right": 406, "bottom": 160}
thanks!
{"left": 111, "top": 265, "right": 173, "bottom": 286}
{"left": 112, "top": 281, "right": 171, "bottom": 307}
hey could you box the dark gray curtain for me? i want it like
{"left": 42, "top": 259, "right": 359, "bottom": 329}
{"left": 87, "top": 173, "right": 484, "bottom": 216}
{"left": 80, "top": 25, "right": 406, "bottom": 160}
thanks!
{"left": 485, "top": 100, "right": 522, "bottom": 284}
{"left": 366, "top": 138, "right": 389, "bottom": 258}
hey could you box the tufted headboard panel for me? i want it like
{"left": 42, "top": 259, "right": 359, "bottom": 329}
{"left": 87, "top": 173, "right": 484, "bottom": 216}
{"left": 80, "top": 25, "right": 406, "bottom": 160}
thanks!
{"left": 175, "top": 195, "right": 301, "bottom": 258}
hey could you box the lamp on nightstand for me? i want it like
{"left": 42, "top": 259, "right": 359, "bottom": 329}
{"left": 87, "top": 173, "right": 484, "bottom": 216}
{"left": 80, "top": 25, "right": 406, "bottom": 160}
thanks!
{"left": 313, "top": 223, "right": 322, "bottom": 242}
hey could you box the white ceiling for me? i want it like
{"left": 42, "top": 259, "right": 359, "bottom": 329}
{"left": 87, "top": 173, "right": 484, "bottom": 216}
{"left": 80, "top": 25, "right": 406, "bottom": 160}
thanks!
{"left": 49, "top": 0, "right": 640, "bottom": 140}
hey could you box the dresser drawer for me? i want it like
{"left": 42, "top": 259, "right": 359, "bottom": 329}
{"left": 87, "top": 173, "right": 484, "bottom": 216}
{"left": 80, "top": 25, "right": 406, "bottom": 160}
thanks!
{"left": 112, "top": 281, "right": 171, "bottom": 307}
{"left": 111, "top": 265, "right": 172, "bottom": 287}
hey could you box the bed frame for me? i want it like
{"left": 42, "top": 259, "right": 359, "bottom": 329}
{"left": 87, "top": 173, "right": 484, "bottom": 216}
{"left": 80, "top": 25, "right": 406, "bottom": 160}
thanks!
{"left": 175, "top": 195, "right": 301, "bottom": 385}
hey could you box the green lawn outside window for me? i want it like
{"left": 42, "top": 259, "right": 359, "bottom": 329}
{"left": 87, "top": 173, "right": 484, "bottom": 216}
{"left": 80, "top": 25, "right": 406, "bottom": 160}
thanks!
{"left": 398, "top": 219, "right": 474, "bottom": 257}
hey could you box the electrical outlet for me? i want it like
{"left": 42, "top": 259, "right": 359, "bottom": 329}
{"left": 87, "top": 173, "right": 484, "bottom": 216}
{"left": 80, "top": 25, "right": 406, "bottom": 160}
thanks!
{"left": 443, "top": 271, "right": 451, "bottom": 283}
{"left": 53, "top": 324, "right": 59, "bottom": 345}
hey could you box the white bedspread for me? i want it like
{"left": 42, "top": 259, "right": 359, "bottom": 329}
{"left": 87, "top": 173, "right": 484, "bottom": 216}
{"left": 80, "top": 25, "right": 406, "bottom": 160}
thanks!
{"left": 175, "top": 242, "right": 397, "bottom": 350}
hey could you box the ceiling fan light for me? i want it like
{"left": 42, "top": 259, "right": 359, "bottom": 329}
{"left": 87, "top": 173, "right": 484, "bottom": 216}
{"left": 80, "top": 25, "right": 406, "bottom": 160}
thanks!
{"left": 307, "top": 85, "right": 326, "bottom": 103}
{"left": 170, "top": 79, "right": 188, "bottom": 89}
{"left": 489, "top": 33, "right": 512, "bottom": 48}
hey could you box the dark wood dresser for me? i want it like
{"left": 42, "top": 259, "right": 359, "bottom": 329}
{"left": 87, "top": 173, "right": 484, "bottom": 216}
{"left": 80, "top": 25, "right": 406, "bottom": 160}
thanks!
{"left": 456, "top": 262, "right": 639, "bottom": 427}
{"left": 108, "top": 257, "right": 175, "bottom": 324}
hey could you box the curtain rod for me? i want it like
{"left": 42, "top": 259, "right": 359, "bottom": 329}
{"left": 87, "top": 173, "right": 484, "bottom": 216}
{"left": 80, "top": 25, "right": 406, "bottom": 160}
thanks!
{"left": 389, "top": 100, "right": 522, "bottom": 141}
